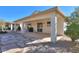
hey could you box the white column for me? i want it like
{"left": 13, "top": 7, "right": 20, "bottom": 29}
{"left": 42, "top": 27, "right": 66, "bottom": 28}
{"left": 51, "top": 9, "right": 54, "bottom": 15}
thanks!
{"left": 51, "top": 14, "right": 57, "bottom": 43}
{"left": 14, "top": 24, "right": 17, "bottom": 31}
{"left": 2, "top": 25, "right": 4, "bottom": 31}
{"left": 23, "top": 23, "right": 25, "bottom": 29}
{"left": 23, "top": 23, "right": 26, "bottom": 32}
{"left": 11, "top": 24, "right": 13, "bottom": 31}
{"left": 20, "top": 23, "right": 24, "bottom": 32}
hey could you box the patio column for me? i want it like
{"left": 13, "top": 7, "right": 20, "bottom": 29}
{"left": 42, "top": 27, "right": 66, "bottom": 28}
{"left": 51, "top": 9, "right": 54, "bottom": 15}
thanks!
{"left": 11, "top": 24, "right": 13, "bottom": 31}
{"left": 24, "top": 23, "right": 28, "bottom": 32}
{"left": 2, "top": 25, "right": 4, "bottom": 31}
{"left": 51, "top": 14, "right": 57, "bottom": 43}
{"left": 20, "top": 23, "right": 24, "bottom": 32}
{"left": 14, "top": 24, "right": 17, "bottom": 31}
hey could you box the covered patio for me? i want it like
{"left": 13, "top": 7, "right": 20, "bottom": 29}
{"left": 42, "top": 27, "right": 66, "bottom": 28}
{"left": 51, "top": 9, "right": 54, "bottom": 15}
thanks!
{"left": 13, "top": 7, "right": 65, "bottom": 43}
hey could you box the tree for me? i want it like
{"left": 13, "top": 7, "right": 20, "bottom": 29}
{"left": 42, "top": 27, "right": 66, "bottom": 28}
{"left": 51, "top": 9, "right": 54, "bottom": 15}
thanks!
{"left": 65, "top": 16, "right": 72, "bottom": 24}
{"left": 65, "top": 22, "right": 79, "bottom": 42}
{"left": 65, "top": 7, "right": 79, "bottom": 42}
{"left": 70, "top": 7, "right": 79, "bottom": 23}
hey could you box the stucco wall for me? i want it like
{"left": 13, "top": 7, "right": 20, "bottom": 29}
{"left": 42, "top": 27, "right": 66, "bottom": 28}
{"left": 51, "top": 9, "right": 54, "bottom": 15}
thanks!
{"left": 56, "top": 13, "right": 64, "bottom": 35}
{"left": 15, "top": 10, "right": 64, "bottom": 35}
{"left": 27, "top": 19, "right": 51, "bottom": 33}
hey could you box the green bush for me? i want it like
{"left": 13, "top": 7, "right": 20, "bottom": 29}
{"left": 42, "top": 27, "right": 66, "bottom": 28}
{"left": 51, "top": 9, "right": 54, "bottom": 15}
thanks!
{"left": 27, "top": 26, "right": 33, "bottom": 32}
{"left": 65, "top": 22, "right": 79, "bottom": 42}
{"left": 16, "top": 26, "right": 21, "bottom": 31}
{"left": 5, "top": 26, "right": 10, "bottom": 30}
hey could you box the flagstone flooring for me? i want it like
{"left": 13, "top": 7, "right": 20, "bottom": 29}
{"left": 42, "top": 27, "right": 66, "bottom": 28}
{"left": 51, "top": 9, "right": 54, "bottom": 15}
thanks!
{"left": 0, "top": 31, "right": 78, "bottom": 53}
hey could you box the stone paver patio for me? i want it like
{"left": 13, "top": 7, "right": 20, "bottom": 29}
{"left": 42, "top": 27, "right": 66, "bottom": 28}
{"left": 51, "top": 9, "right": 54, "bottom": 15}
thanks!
{"left": 0, "top": 31, "right": 78, "bottom": 53}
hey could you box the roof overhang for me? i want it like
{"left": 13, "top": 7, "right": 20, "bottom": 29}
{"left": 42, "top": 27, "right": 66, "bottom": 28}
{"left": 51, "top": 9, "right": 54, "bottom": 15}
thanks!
{"left": 14, "top": 7, "right": 65, "bottom": 22}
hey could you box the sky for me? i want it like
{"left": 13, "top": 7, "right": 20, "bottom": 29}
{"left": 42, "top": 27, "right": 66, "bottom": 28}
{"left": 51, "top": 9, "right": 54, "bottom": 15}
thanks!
{"left": 0, "top": 6, "right": 77, "bottom": 22}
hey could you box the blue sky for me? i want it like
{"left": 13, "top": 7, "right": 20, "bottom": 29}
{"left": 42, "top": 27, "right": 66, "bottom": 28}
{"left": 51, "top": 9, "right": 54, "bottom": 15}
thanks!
{"left": 0, "top": 6, "right": 77, "bottom": 22}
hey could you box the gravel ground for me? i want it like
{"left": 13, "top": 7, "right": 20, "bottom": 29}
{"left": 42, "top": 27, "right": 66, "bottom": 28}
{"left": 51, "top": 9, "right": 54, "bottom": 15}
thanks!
{"left": 22, "top": 41, "right": 74, "bottom": 53}
{"left": 0, "top": 32, "right": 79, "bottom": 53}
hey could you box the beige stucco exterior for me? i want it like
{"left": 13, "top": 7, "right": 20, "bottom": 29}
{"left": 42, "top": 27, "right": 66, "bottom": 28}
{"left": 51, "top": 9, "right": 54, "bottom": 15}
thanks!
{"left": 15, "top": 7, "right": 65, "bottom": 35}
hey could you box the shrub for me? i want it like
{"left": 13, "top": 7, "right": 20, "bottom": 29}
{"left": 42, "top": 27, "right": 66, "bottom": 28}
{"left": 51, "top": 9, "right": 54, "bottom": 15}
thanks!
{"left": 27, "top": 26, "right": 33, "bottom": 32}
{"left": 17, "top": 26, "right": 21, "bottom": 31}
{"left": 5, "top": 26, "right": 10, "bottom": 30}
{"left": 65, "top": 22, "right": 79, "bottom": 42}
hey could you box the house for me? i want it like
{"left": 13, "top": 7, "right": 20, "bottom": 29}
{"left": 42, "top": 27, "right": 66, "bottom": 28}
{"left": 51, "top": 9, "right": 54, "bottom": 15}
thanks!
{"left": 13, "top": 7, "right": 65, "bottom": 36}
{"left": 0, "top": 21, "right": 10, "bottom": 31}
{"left": 0, "top": 7, "right": 65, "bottom": 43}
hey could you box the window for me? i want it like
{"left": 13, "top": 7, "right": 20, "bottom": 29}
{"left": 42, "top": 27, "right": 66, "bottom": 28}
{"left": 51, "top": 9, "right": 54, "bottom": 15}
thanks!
{"left": 47, "top": 21, "right": 51, "bottom": 26}
{"left": 37, "top": 23, "right": 43, "bottom": 32}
